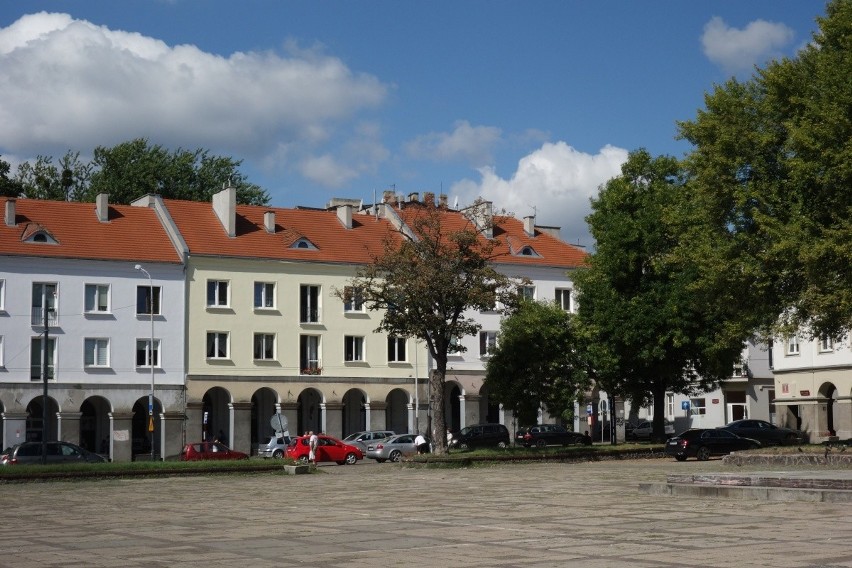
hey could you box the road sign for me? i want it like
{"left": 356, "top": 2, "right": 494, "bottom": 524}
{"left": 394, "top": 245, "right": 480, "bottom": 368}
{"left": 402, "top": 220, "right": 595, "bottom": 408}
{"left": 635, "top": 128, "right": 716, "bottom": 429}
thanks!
{"left": 148, "top": 416, "right": 154, "bottom": 432}
{"left": 270, "top": 413, "right": 289, "bottom": 434}
{"left": 681, "top": 401, "right": 690, "bottom": 411}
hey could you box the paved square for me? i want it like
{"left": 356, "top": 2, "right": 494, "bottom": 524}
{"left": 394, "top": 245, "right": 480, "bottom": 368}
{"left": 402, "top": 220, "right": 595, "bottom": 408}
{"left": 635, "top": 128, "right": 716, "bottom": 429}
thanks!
{"left": 2, "top": 459, "right": 850, "bottom": 567}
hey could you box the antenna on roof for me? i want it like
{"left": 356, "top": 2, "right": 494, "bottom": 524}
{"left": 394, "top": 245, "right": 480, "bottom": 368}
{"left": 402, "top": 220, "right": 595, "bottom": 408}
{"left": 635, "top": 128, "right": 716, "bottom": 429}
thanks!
{"left": 453, "top": 196, "right": 459, "bottom": 209}
{"left": 358, "top": 198, "right": 363, "bottom": 211}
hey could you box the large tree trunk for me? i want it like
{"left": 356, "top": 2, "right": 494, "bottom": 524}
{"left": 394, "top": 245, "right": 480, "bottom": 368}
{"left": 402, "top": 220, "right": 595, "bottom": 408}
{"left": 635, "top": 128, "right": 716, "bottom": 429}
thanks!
{"left": 651, "top": 383, "right": 668, "bottom": 443}
{"left": 429, "top": 360, "right": 448, "bottom": 455}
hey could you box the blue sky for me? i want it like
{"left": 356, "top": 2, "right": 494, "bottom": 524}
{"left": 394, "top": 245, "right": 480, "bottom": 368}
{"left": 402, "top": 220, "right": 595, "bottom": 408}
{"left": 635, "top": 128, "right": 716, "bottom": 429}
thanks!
{"left": 0, "top": 1, "right": 825, "bottom": 245}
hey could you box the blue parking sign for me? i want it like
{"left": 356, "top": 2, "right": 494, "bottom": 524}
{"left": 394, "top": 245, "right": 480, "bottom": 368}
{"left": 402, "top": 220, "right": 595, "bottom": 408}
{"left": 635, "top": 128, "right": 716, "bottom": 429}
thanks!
{"left": 681, "top": 401, "right": 690, "bottom": 411}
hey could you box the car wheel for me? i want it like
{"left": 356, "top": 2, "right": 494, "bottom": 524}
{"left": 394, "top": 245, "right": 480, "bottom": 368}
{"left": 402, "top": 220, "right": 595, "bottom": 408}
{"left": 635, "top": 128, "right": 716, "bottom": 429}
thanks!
{"left": 374, "top": 458, "right": 386, "bottom": 463}
{"left": 459, "top": 442, "right": 469, "bottom": 450}
{"left": 535, "top": 439, "right": 547, "bottom": 449}
{"left": 272, "top": 449, "right": 283, "bottom": 459}
{"left": 344, "top": 452, "right": 358, "bottom": 465}
{"left": 389, "top": 450, "right": 402, "bottom": 462}
{"left": 675, "top": 455, "right": 687, "bottom": 462}
{"left": 696, "top": 446, "right": 711, "bottom": 461}
{"left": 498, "top": 441, "right": 507, "bottom": 449}
{"left": 297, "top": 455, "right": 309, "bottom": 464}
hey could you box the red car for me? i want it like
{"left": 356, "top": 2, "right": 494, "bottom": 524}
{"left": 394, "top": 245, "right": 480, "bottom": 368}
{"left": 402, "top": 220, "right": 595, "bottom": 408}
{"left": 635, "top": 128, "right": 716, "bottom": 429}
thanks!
{"left": 286, "top": 435, "right": 363, "bottom": 465}
{"left": 179, "top": 442, "right": 249, "bottom": 461}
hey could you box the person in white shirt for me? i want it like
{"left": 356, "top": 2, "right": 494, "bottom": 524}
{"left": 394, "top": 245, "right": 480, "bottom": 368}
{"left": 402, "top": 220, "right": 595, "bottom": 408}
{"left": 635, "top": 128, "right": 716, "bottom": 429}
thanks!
{"left": 308, "top": 431, "right": 319, "bottom": 464}
{"left": 414, "top": 433, "right": 428, "bottom": 454}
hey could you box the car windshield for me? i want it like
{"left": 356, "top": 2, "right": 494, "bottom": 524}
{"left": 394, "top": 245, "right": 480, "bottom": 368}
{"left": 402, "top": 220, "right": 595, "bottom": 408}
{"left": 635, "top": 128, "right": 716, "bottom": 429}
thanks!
{"left": 342, "top": 433, "right": 361, "bottom": 442}
{"left": 459, "top": 426, "right": 473, "bottom": 436}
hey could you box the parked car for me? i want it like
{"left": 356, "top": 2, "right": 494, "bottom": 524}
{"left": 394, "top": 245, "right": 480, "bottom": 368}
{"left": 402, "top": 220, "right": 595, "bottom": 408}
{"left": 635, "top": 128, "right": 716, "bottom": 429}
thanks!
{"left": 665, "top": 428, "right": 760, "bottom": 461}
{"left": 179, "top": 442, "right": 249, "bottom": 461}
{"left": 341, "top": 430, "right": 395, "bottom": 453}
{"left": 720, "top": 419, "right": 805, "bottom": 446}
{"left": 515, "top": 424, "right": 591, "bottom": 448}
{"left": 257, "top": 435, "right": 291, "bottom": 458}
{"left": 451, "top": 423, "right": 510, "bottom": 450}
{"left": 1, "top": 441, "right": 108, "bottom": 465}
{"left": 366, "top": 433, "right": 419, "bottom": 462}
{"left": 286, "top": 435, "right": 363, "bottom": 465}
{"left": 628, "top": 419, "right": 675, "bottom": 441}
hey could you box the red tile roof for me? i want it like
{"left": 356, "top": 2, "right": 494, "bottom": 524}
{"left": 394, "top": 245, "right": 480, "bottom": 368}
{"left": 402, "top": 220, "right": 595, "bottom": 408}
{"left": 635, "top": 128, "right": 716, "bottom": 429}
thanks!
{"left": 162, "top": 199, "right": 398, "bottom": 263}
{"left": 0, "top": 198, "right": 182, "bottom": 264}
{"left": 394, "top": 203, "right": 588, "bottom": 269}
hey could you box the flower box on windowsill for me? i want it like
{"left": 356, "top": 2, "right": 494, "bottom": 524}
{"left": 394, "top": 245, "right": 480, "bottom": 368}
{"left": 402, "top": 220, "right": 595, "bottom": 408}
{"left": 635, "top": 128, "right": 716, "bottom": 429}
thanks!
{"left": 301, "top": 368, "right": 322, "bottom": 376}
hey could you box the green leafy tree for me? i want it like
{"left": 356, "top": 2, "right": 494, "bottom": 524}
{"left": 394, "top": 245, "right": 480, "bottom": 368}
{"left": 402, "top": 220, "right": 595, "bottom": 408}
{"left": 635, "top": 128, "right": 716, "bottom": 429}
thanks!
{"left": 484, "top": 300, "right": 591, "bottom": 426}
{"left": 575, "top": 150, "right": 745, "bottom": 441}
{"left": 0, "top": 156, "right": 24, "bottom": 197}
{"left": 677, "top": 0, "right": 852, "bottom": 338}
{"left": 86, "top": 139, "right": 269, "bottom": 205}
{"left": 15, "top": 152, "right": 91, "bottom": 201}
{"left": 343, "top": 200, "right": 516, "bottom": 454}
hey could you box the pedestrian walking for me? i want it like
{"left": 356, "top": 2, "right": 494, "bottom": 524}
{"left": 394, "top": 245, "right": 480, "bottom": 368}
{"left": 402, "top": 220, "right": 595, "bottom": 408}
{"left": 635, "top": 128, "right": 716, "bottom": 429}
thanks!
{"left": 308, "top": 431, "right": 319, "bottom": 464}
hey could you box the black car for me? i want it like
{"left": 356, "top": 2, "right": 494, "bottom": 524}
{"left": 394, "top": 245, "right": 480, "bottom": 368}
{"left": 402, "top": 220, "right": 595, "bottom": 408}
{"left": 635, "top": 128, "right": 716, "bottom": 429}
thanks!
{"left": 720, "top": 419, "right": 805, "bottom": 446}
{"left": 1, "top": 441, "right": 108, "bottom": 465}
{"left": 516, "top": 424, "right": 591, "bottom": 448}
{"left": 452, "top": 423, "right": 510, "bottom": 450}
{"left": 665, "top": 428, "right": 760, "bottom": 461}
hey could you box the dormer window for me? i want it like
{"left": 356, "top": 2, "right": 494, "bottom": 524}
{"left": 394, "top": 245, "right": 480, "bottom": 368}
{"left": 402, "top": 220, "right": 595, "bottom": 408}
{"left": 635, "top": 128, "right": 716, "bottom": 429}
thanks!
{"left": 291, "top": 238, "right": 317, "bottom": 250}
{"left": 22, "top": 225, "right": 59, "bottom": 245}
{"left": 517, "top": 245, "right": 540, "bottom": 257}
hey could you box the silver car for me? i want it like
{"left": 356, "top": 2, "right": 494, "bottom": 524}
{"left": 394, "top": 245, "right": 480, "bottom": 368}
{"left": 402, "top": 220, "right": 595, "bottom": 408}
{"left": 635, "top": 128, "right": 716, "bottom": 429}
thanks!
{"left": 365, "top": 434, "right": 418, "bottom": 462}
{"left": 257, "top": 435, "right": 291, "bottom": 458}
{"left": 342, "top": 430, "right": 395, "bottom": 453}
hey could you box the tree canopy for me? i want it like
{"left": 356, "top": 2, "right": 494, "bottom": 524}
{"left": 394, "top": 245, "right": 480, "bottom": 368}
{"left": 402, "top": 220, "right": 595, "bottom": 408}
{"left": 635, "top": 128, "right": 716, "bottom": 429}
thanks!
{"left": 484, "top": 299, "right": 591, "bottom": 426}
{"left": 677, "top": 0, "right": 852, "bottom": 339}
{"left": 343, "top": 201, "right": 517, "bottom": 454}
{"left": 12, "top": 139, "right": 269, "bottom": 206}
{"left": 574, "top": 150, "right": 745, "bottom": 440}
{"left": 0, "top": 156, "right": 24, "bottom": 198}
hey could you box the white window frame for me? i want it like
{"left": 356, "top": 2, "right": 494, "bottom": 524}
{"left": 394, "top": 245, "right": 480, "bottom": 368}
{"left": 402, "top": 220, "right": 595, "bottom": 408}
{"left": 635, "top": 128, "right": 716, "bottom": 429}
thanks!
{"left": 665, "top": 393, "right": 674, "bottom": 419}
{"left": 690, "top": 398, "right": 707, "bottom": 416}
{"left": 448, "top": 336, "right": 462, "bottom": 355}
{"left": 31, "top": 336, "right": 57, "bottom": 380}
{"left": 84, "top": 283, "right": 111, "bottom": 314}
{"left": 254, "top": 333, "right": 276, "bottom": 361}
{"left": 479, "top": 331, "right": 497, "bottom": 357}
{"left": 519, "top": 285, "right": 535, "bottom": 301}
{"left": 206, "top": 331, "right": 230, "bottom": 360}
{"left": 555, "top": 288, "right": 573, "bottom": 312}
{"left": 136, "top": 285, "right": 161, "bottom": 316}
{"left": 84, "top": 337, "right": 110, "bottom": 368}
{"left": 343, "top": 286, "right": 365, "bottom": 312}
{"left": 0, "top": 335, "right": 4, "bottom": 367}
{"left": 786, "top": 336, "right": 800, "bottom": 355}
{"left": 207, "top": 280, "right": 230, "bottom": 308}
{"left": 300, "top": 335, "right": 321, "bottom": 373}
{"left": 136, "top": 338, "right": 161, "bottom": 368}
{"left": 32, "top": 282, "right": 58, "bottom": 326}
{"left": 344, "top": 335, "right": 365, "bottom": 362}
{"left": 254, "top": 282, "right": 275, "bottom": 309}
{"left": 300, "top": 284, "right": 321, "bottom": 323}
{"left": 388, "top": 336, "right": 407, "bottom": 362}
{"left": 818, "top": 337, "right": 834, "bottom": 353}
{"left": 0, "top": 279, "right": 5, "bottom": 311}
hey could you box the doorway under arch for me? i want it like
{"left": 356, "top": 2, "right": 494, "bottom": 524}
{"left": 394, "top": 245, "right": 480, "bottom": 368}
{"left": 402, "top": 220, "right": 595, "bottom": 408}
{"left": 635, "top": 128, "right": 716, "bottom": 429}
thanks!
{"left": 444, "top": 383, "right": 462, "bottom": 431}
{"left": 342, "top": 389, "right": 367, "bottom": 437}
{"left": 251, "top": 387, "right": 279, "bottom": 446}
{"left": 26, "top": 396, "right": 58, "bottom": 442}
{"left": 132, "top": 396, "right": 162, "bottom": 457}
{"left": 80, "top": 396, "right": 111, "bottom": 454}
{"left": 202, "top": 387, "right": 232, "bottom": 445}
{"left": 297, "top": 388, "right": 323, "bottom": 435}
{"left": 386, "top": 388, "right": 409, "bottom": 433}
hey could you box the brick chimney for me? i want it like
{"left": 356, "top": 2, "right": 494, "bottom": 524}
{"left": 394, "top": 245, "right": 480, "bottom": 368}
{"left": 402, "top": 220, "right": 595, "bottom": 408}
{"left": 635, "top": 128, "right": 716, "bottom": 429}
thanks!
{"left": 408, "top": 192, "right": 419, "bottom": 203}
{"left": 336, "top": 204, "right": 353, "bottom": 229}
{"left": 383, "top": 190, "right": 395, "bottom": 203}
{"left": 439, "top": 194, "right": 448, "bottom": 208}
{"left": 213, "top": 182, "right": 236, "bottom": 237}
{"left": 423, "top": 192, "right": 435, "bottom": 206}
{"left": 264, "top": 211, "right": 275, "bottom": 233}
{"left": 4, "top": 198, "right": 15, "bottom": 227}
{"left": 523, "top": 215, "right": 535, "bottom": 237}
{"left": 96, "top": 193, "right": 110, "bottom": 223}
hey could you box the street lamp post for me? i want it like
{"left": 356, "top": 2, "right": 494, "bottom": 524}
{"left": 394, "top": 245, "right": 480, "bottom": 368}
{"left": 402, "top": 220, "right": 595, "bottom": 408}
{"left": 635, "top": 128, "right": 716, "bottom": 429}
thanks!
{"left": 135, "top": 264, "right": 156, "bottom": 461}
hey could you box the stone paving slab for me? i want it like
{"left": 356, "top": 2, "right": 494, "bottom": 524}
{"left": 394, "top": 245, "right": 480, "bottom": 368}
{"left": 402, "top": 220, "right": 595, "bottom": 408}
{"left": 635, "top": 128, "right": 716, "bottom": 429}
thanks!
{"left": 1, "top": 459, "right": 850, "bottom": 567}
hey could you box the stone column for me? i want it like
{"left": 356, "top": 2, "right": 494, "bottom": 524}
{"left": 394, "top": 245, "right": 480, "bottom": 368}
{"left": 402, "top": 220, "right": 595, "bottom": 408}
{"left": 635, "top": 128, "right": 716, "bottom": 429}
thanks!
{"left": 2, "top": 412, "right": 29, "bottom": 449}
{"left": 462, "top": 394, "right": 481, "bottom": 427}
{"left": 230, "top": 402, "right": 253, "bottom": 454}
{"left": 322, "top": 402, "right": 344, "bottom": 438}
{"left": 161, "top": 411, "right": 186, "bottom": 460}
{"left": 57, "top": 411, "right": 82, "bottom": 445}
{"left": 109, "top": 412, "right": 134, "bottom": 463}
{"left": 185, "top": 401, "right": 205, "bottom": 443}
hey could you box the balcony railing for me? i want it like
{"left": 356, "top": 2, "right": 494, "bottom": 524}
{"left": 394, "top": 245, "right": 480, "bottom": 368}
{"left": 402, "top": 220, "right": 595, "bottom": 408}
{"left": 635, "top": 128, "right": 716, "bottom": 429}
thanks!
{"left": 31, "top": 307, "right": 58, "bottom": 327}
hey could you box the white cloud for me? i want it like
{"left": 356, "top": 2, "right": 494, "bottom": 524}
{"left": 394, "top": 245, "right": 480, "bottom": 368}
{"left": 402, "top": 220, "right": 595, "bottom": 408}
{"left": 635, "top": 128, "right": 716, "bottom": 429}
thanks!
{"left": 298, "top": 122, "right": 389, "bottom": 187}
{"left": 701, "top": 16, "right": 795, "bottom": 73}
{"left": 0, "top": 12, "right": 387, "bottom": 177}
{"left": 405, "top": 120, "right": 502, "bottom": 167}
{"left": 450, "top": 142, "right": 628, "bottom": 247}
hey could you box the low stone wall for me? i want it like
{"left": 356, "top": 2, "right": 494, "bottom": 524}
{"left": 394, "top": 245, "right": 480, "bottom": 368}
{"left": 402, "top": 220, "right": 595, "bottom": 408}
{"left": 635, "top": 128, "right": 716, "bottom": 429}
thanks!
{"left": 723, "top": 452, "right": 852, "bottom": 467}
